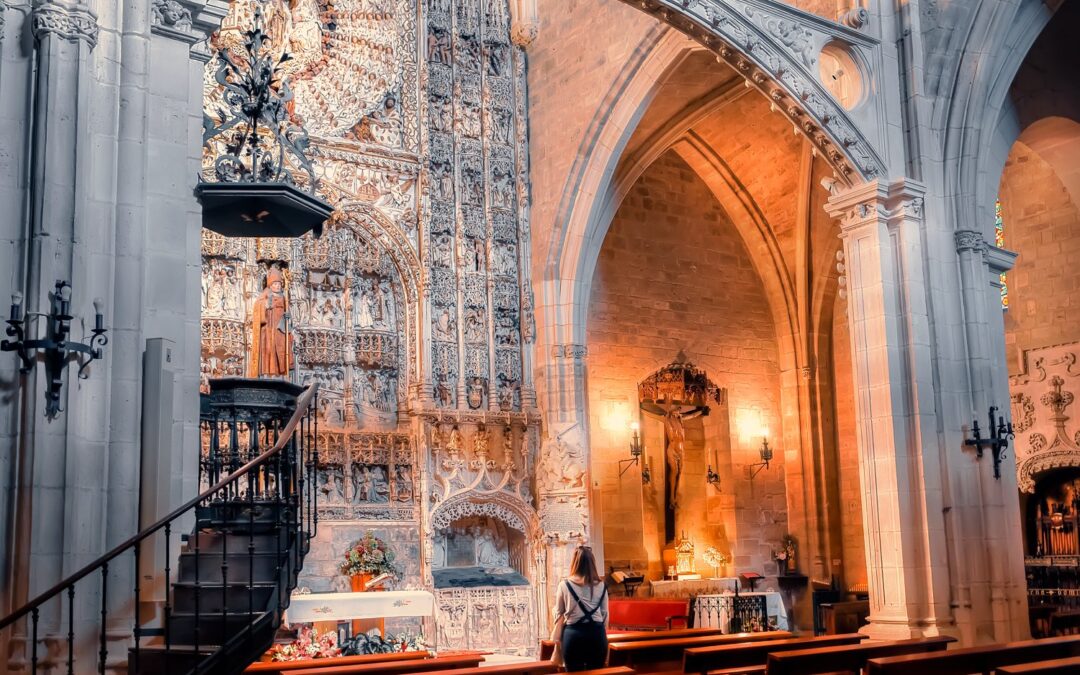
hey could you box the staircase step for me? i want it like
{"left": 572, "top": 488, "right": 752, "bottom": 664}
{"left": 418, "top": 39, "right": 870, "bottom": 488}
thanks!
{"left": 166, "top": 610, "right": 276, "bottom": 647}
{"left": 186, "top": 529, "right": 292, "bottom": 553}
{"left": 196, "top": 501, "right": 298, "bottom": 531}
{"left": 172, "top": 581, "right": 278, "bottom": 613}
{"left": 128, "top": 643, "right": 217, "bottom": 675}
{"left": 177, "top": 551, "right": 283, "bottom": 583}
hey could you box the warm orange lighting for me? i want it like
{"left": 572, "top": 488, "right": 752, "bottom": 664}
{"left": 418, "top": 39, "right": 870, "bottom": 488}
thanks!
{"left": 630, "top": 421, "right": 640, "bottom": 432}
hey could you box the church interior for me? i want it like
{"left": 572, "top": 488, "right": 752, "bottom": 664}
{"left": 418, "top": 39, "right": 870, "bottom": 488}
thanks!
{"left": 2, "top": 0, "right": 1080, "bottom": 672}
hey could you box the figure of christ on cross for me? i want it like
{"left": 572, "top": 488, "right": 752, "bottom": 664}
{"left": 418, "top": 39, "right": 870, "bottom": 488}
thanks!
{"left": 661, "top": 401, "right": 705, "bottom": 511}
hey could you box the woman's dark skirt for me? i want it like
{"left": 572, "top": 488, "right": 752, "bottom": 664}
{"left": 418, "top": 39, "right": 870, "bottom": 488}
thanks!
{"left": 561, "top": 621, "right": 607, "bottom": 672}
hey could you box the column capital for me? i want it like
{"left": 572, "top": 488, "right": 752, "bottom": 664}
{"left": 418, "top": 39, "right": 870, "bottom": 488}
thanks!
{"left": 31, "top": 1, "right": 99, "bottom": 48}
{"left": 954, "top": 230, "right": 986, "bottom": 255}
{"left": 825, "top": 178, "right": 926, "bottom": 234}
{"left": 551, "top": 343, "right": 587, "bottom": 361}
{"left": 510, "top": 0, "right": 539, "bottom": 47}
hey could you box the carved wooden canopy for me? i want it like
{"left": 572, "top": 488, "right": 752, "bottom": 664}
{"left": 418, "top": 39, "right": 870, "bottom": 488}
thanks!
{"left": 638, "top": 353, "right": 723, "bottom": 416}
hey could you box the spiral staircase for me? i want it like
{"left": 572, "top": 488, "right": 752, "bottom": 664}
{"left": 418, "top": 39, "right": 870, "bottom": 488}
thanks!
{"left": 0, "top": 379, "right": 319, "bottom": 675}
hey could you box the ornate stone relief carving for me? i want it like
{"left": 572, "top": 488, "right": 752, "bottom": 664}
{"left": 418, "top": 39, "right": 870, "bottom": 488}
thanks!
{"left": 1010, "top": 342, "right": 1080, "bottom": 492}
{"left": 434, "top": 586, "right": 535, "bottom": 655}
{"left": 315, "top": 431, "right": 416, "bottom": 521}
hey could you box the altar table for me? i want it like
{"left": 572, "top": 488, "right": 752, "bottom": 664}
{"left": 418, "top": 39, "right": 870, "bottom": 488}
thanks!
{"left": 649, "top": 577, "right": 739, "bottom": 598}
{"left": 691, "top": 592, "right": 788, "bottom": 632}
{"left": 286, "top": 590, "right": 435, "bottom": 636}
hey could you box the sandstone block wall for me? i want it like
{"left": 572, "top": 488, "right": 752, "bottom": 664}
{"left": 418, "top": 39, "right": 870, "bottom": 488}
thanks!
{"left": 586, "top": 150, "right": 787, "bottom": 579}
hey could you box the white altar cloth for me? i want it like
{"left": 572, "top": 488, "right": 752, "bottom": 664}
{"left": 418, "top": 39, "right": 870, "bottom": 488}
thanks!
{"left": 287, "top": 590, "right": 436, "bottom": 623}
{"left": 692, "top": 592, "right": 788, "bottom": 632}
{"left": 650, "top": 577, "right": 739, "bottom": 598}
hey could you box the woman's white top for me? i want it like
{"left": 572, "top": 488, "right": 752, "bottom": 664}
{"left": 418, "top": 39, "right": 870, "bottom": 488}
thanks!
{"left": 553, "top": 578, "right": 609, "bottom": 625}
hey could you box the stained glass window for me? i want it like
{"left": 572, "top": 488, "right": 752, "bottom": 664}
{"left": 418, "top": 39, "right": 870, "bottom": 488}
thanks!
{"left": 996, "top": 199, "right": 1008, "bottom": 310}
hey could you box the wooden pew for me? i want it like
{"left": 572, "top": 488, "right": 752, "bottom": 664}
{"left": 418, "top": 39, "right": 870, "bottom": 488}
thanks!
{"left": 607, "top": 631, "right": 793, "bottom": 672}
{"left": 763, "top": 636, "right": 955, "bottom": 675}
{"left": 288, "top": 653, "right": 484, "bottom": 675}
{"left": 245, "top": 651, "right": 431, "bottom": 675}
{"left": 682, "top": 633, "right": 864, "bottom": 674}
{"left": 997, "top": 655, "right": 1080, "bottom": 673}
{"left": 867, "top": 635, "right": 1080, "bottom": 675}
{"left": 576, "top": 669, "right": 635, "bottom": 675}
{"left": 608, "top": 627, "right": 727, "bottom": 643}
{"left": 425, "top": 661, "right": 557, "bottom": 675}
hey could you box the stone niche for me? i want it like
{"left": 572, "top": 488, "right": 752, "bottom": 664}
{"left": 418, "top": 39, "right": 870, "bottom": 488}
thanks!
{"left": 432, "top": 515, "right": 528, "bottom": 587}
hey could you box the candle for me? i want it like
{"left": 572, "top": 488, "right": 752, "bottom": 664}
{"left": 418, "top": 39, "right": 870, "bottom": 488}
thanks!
{"left": 93, "top": 297, "right": 104, "bottom": 331}
{"left": 10, "top": 291, "right": 22, "bottom": 322}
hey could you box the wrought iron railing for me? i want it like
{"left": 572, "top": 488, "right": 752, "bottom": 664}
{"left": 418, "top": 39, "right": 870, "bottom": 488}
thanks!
{"left": 689, "top": 593, "right": 773, "bottom": 633}
{"left": 0, "top": 380, "right": 319, "bottom": 674}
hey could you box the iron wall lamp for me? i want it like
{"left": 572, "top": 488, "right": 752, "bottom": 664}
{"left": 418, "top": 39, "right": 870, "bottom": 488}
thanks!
{"left": 965, "top": 405, "right": 1014, "bottom": 479}
{"left": 749, "top": 437, "right": 773, "bottom": 479}
{"left": 619, "top": 422, "right": 650, "bottom": 484}
{"left": 2, "top": 280, "right": 108, "bottom": 417}
{"left": 706, "top": 464, "right": 721, "bottom": 491}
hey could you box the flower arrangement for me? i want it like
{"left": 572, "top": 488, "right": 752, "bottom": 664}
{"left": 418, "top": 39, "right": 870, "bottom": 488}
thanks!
{"left": 268, "top": 625, "right": 341, "bottom": 662}
{"left": 773, "top": 535, "right": 797, "bottom": 574}
{"left": 340, "top": 531, "right": 399, "bottom": 578}
{"left": 702, "top": 546, "right": 729, "bottom": 577}
{"left": 340, "top": 630, "right": 427, "bottom": 656}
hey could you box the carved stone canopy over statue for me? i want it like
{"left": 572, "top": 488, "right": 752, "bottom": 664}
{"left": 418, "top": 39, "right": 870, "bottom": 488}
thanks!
{"left": 638, "top": 353, "right": 722, "bottom": 510}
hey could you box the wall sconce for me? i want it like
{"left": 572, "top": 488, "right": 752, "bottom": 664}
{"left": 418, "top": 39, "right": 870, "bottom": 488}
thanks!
{"left": 965, "top": 405, "right": 1014, "bottom": 479}
{"left": 706, "top": 465, "right": 721, "bottom": 491}
{"left": 2, "top": 280, "right": 108, "bottom": 418}
{"left": 619, "top": 421, "right": 650, "bottom": 484}
{"left": 749, "top": 436, "right": 773, "bottom": 479}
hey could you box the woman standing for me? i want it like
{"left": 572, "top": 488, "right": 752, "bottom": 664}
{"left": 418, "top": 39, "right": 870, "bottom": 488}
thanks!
{"left": 552, "top": 546, "right": 609, "bottom": 672}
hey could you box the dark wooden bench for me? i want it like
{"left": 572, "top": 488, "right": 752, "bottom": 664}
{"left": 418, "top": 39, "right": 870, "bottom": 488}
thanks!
{"left": 818, "top": 601, "right": 870, "bottom": 635}
{"left": 245, "top": 651, "right": 431, "bottom": 675}
{"left": 867, "top": 635, "right": 1080, "bottom": 675}
{"left": 683, "top": 634, "right": 865, "bottom": 674}
{"left": 997, "top": 655, "right": 1080, "bottom": 673}
{"left": 289, "top": 654, "right": 485, "bottom": 675}
{"left": 607, "top": 631, "right": 794, "bottom": 672}
{"left": 575, "top": 669, "right": 635, "bottom": 675}
{"left": 763, "top": 635, "right": 955, "bottom": 675}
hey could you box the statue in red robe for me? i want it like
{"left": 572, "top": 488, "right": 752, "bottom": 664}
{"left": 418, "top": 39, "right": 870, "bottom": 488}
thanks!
{"left": 254, "top": 266, "right": 291, "bottom": 377}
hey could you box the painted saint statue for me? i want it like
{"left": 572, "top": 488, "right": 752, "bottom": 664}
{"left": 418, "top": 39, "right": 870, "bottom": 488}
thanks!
{"left": 253, "top": 265, "right": 291, "bottom": 377}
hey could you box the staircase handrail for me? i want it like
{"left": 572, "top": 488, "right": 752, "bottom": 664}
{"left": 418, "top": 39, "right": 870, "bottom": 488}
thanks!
{"left": 0, "top": 382, "right": 319, "bottom": 632}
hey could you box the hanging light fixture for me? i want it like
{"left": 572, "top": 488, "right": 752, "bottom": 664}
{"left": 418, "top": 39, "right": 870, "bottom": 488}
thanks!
{"left": 749, "top": 435, "right": 773, "bottom": 480}
{"left": 619, "top": 421, "right": 650, "bottom": 484}
{"left": 197, "top": 2, "right": 332, "bottom": 238}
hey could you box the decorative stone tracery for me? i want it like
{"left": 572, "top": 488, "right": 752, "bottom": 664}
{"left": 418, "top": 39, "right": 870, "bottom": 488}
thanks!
{"left": 1010, "top": 342, "right": 1080, "bottom": 493}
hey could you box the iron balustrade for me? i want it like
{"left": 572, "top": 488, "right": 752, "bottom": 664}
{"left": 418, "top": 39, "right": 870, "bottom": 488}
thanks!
{"left": 689, "top": 593, "right": 772, "bottom": 633}
{"left": 0, "top": 380, "right": 319, "bottom": 674}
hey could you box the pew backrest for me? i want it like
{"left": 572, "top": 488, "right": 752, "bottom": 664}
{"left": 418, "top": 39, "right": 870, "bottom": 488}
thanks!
{"left": 424, "top": 660, "right": 557, "bottom": 675}
{"left": 765, "top": 636, "right": 955, "bottom": 675}
{"left": 996, "top": 655, "right": 1080, "bottom": 674}
{"left": 867, "top": 636, "right": 1080, "bottom": 675}
{"left": 607, "top": 631, "right": 793, "bottom": 671}
{"left": 683, "top": 633, "right": 864, "bottom": 673}
{"left": 245, "top": 651, "right": 431, "bottom": 675}
{"left": 287, "top": 653, "right": 485, "bottom": 675}
{"left": 607, "top": 627, "right": 726, "bottom": 643}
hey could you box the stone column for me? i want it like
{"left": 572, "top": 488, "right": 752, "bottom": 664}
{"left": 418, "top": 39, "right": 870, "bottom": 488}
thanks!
{"left": 826, "top": 179, "right": 956, "bottom": 640}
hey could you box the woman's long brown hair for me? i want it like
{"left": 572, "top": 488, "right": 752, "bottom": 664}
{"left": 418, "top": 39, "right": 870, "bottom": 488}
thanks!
{"left": 569, "top": 545, "right": 602, "bottom": 584}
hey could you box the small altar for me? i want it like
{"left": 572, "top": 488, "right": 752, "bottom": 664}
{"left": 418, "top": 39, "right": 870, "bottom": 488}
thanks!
{"left": 650, "top": 577, "right": 739, "bottom": 598}
{"left": 287, "top": 590, "right": 436, "bottom": 624}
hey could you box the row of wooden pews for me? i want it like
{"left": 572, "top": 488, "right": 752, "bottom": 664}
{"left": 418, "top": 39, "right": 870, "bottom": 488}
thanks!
{"left": 607, "top": 628, "right": 1080, "bottom": 675}
{"left": 244, "top": 629, "right": 1080, "bottom": 675}
{"left": 244, "top": 648, "right": 631, "bottom": 675}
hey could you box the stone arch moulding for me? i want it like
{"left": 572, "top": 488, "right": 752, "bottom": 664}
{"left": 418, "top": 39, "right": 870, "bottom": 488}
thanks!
{"left": 334, "top": 202, "right": 423, "bottom": 385}
{"left": 1018, "top": 451, "right": 1080, "bottom": 495}
{"left": 618, "top": 0, "right": 888, "bottom": 184}
{"left": 430, "top": 494, "right": 540, "bottom": 540}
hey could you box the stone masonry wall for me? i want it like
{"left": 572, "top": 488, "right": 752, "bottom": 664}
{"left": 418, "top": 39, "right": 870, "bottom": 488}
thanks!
{"left": 1000, "top": 142, "right": 1080, "bottom": 374}
{"left": 586, "top": 150, "right": 787, "bottom": 579}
